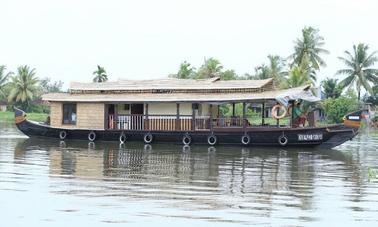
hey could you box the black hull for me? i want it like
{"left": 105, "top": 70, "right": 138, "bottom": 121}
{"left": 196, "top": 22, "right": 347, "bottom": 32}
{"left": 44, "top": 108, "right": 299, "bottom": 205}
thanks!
{"left": 15, "top": 119, "right": 358, "bottom": 149}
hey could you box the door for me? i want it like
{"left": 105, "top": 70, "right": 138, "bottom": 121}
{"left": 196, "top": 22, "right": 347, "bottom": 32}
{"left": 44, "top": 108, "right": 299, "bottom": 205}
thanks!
{"left": 131, "top": 104, "right": 144, "bottom": 114}
{"left": 130, "top": 104, "right": 144, "bottom": 130}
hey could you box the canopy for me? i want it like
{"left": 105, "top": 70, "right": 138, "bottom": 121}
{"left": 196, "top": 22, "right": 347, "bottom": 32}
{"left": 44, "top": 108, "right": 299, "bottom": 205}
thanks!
{"left": 275, "top": 88, "right": 320, "bottom": 107}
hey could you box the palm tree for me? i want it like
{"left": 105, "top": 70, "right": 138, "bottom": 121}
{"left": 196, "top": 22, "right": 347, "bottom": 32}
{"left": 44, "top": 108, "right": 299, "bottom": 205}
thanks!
{"left": 290, "top": 26, "right": 329, "bottom": 78}
{"left": 196, "top": 58, "right": 223, "bottom": 79}
{"left": 253, "top": 55, "right": 287, "bottom": 85}
{"left": 321, "top": 78, "right": 342, "bottom": 99}
{"left": 174, "top": 61, "right": 196, "bottom": 79}
{"left": 8, "top": 65, "right": 38, "bottom": 109}
{"left": 281, "top": 65, "right": 311, "bottom": 88}
{"left": 336, "top": 43, "right": 378, "bottom": 100}
{"left": 220, "top": 69, "right": 238, "bottom": 80}
{"left": 0, "top": 65, "right": 13, "bottom": 98}
{"left": 93, "top": 65, "right": 108, "bottom": 82}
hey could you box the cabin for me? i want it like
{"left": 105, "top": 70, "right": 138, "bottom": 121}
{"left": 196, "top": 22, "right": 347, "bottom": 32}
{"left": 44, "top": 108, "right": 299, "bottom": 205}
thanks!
{"left": 42, "top": 77, "right": 314, "bottom": 132}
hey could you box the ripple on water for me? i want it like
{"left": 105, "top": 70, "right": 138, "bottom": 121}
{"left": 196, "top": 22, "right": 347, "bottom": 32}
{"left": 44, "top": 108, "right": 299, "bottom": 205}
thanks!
{"left": 1, "top": 125, "right": 378, "bottom": 226}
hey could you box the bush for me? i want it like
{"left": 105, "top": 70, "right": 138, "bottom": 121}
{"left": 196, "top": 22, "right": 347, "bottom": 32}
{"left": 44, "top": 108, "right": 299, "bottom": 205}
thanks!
{"left": 323, "top": 91, "right": 359, "bottom": 123}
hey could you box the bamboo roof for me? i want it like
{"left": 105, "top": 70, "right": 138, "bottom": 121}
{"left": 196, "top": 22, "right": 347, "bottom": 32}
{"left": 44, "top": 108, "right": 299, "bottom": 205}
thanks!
{"left": 43, "top": 85, "right": 312, "bottom": 103}
{"left": 70, "top": 77, "right": 274, "bottom": 92}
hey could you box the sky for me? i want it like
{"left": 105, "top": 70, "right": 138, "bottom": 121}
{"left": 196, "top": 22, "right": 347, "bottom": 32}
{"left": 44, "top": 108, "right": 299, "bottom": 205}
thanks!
{"left": 1, "top": 0, "right": 378, "bottom": 89}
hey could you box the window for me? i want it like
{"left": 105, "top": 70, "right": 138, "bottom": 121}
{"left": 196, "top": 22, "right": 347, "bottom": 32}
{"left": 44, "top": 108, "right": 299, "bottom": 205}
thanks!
{"left": 63, "top": 103, "right": 77, "bottom": 125}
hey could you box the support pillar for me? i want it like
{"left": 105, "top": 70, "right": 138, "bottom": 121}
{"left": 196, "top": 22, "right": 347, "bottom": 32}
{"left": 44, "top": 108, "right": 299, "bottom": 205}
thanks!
{"left": 145, "top": 103, "right": 149, "bottom": 130}
{"left": 261, "top": 102, "right": 265, "bottom": 125}
{"left": 242, "top": 102, "right": 246, "bottom": 129}
{"left": 209, "top": 104, "right": 213, "bottom": 131}
{"left": 176, "top": 103, "right": 180, "bottom": 131}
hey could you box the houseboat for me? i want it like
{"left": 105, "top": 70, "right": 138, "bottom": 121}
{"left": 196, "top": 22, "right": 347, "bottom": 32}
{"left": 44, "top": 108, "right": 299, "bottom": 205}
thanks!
{"left": 14, "top": 77, "right": 364, "bottom": 148}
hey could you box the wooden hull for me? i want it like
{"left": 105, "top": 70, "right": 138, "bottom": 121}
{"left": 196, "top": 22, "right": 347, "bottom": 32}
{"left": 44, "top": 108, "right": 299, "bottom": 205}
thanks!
{"left": 15, "top": 118, "right": 358, "bottom": 149}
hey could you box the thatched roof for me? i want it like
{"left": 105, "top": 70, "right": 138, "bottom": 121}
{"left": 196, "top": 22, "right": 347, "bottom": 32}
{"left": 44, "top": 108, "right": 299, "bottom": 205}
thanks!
{"left": 70, "top": 77, "right": 274, "bottom": 93}
{"left": 43, "top": 85, "right": 312, "bottom": 103}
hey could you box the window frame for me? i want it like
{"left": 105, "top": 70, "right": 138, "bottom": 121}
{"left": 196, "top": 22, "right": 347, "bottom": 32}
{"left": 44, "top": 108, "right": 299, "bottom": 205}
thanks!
{"left": 62, "top": 103, "right": 77, "bottom": 125}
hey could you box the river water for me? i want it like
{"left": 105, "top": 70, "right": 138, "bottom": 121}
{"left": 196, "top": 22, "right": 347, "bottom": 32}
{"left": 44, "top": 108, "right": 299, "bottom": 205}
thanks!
{"left": 1, "top": 119, "right": 378, "bottom": 226}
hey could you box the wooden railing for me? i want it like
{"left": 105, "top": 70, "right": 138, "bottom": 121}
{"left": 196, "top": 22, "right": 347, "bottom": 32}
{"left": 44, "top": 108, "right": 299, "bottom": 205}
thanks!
{"left": 108, "top": 115, "right": 246, "bottom": 131}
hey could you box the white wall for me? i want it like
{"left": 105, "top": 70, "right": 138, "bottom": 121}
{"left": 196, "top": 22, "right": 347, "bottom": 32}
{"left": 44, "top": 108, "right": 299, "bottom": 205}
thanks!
{"left": 148, "top": 103, "right": 192, "bottom": 115}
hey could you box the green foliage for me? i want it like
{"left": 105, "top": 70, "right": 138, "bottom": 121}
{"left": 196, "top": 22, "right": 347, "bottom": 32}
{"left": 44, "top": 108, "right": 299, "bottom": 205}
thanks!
{"left": 174, "top": 61, "right": 196, "bottom": 79}
{"left": 368, "top": 167, "right": 377, "bottom": 181}
{"left": 322, "top": 90, "right": 359, "bottom": 123}
{"left": 39, "top": 77, "right": 64, "bottom": 93}
{"left": 220, "top": 69, "right": 238, "bottom": 80}
{"left": 321, "top": 78, "right": 342, "bottom": 99}
{"left": 290, "top": 26, "right": 329, "bottom": 72}
{"left": 196, "top": 58, "right": 223, "bottom": 79}
{"left": 280, "top": 64, "right": 311, "bottom": 88}
{"left": 336, "top": 43, "right": 378, "bottom": 100}
{"left": 363, "top": 84, "right": 378, "bottom": 106}
{"left": 93, "top": 65, "right": 108, "bottom": 82}
{"left": 0, "top": 65, "right": 13, "bottom": 100}
{"left": 8, "top": 65, "right": 39, "bottom": 111}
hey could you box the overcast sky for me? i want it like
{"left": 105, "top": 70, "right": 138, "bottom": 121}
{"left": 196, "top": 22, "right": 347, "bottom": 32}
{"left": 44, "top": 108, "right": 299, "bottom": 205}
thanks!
{"left": 1, "top": 0, "right": 378, "bottom": 88}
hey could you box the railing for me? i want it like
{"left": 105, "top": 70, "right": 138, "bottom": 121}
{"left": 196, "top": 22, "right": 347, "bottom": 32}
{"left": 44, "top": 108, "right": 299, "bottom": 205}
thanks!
{"left": 213, "top": 117, "right": 244, "bottom": 127}
{"left": 108, "top": 115, "right": 246, "bottom": 131}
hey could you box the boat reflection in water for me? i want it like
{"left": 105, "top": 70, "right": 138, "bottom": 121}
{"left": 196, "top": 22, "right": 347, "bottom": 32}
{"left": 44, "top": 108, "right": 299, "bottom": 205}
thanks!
{"left": 13, "top": 138, "right": 367, "bottom": 214}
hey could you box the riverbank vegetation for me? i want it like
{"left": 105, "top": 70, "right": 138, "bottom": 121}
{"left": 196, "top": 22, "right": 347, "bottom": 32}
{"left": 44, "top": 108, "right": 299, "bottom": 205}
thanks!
{"left": 1, "top": 26, "right": 377, "bottom": 124}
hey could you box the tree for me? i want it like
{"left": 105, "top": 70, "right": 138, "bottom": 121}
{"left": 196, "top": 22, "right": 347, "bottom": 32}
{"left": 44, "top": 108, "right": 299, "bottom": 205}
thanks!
{"left": 220, "top": 69, "right": 238, "bottom": 80}
{"left": 93, "top": 65, "right": 108, "bottom": 82}
{"left": 173, "top": 61, "right": 196, "bottom": 79}
{"left": 363, "top": 84, "right": 378, "bottom": 106}
{"left": 253, "top": 55, "right": 287, "bottom": 85}
{"left": 323, "top": 89, "right": 359, "bottom": 123}
{"left": 321, "top": 78, "right": 342, "bottom": 99}
{"left": 281, "top": 65, "right": 311, "bottom": 88}
{"left": 39, "top": 77, "right": 64, "bottom": 93}
{"left": 196, "top": 58, "right": 223, "bottom": 79}
{"left": 290, "top": 26, "right": 329, "bottom": 82}
{"left": 8, "top": 65, "right": 38, "bottom": 110}
{"left": 336, "top": 43, "right": 378, "bottom": 100}
{"left": 0, "top": 65, "right": 13, "bottom": 99}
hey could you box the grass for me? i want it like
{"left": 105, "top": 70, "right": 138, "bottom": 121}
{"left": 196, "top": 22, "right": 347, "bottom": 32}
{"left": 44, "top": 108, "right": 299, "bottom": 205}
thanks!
{"left": 0, "top": 111, "right": 48, "bottom": 122}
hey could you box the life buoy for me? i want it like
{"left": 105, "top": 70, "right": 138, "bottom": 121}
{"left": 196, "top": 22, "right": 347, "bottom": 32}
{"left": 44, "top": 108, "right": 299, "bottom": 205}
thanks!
{"left": 182, "top": 134, "right": 192, "bottom": 145}
{"left": 287, "top": 104, "right": 293, "bottom": 117}
{"left": 88, "top": 131, "right": 96, "bottom": 142}
{"left": 207, "top": 135, "right": 217, "bottom": 146}
{"left": 143, "top": 133, "right": 153, "bottom": 144}
{"left": 144, "top": 144, "right": 152, "bottom": 151}
{"left": 119, "top": 133, "right": 126, "bottom": 144}
{"left": 182, "top": 145, "right": 191, "bottom": 153}
{"left": 278, "top": 135, "right": 288, "bottom": 146}
{"left": 59, "top": 130, "right": 67, "bottom": 140}
{"left": 272, "top": 104, "right": 287, "bottom": 119}
{"left": 241, "top": 135, "right": 250, "bottom": 145}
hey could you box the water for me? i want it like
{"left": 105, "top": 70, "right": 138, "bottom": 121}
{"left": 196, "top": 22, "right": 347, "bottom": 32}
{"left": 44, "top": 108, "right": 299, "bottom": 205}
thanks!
{"left": 1, "top": 119, "right": 378, "bottom": 226}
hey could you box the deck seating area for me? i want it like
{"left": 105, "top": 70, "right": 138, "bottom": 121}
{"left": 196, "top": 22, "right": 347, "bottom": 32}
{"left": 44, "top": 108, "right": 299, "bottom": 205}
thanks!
{"left": 108, "top": 115, "right": 252, "bottom": 131}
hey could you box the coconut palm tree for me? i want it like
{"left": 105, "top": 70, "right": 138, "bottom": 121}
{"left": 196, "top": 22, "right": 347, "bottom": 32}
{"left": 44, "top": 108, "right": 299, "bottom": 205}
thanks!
{"left": 174, "top": 61, "right": 196, "bottom": 79}
{"left": 196, "top": 58, "right": 223, "bottom": 79}
{"left": 8, "top": 65, "right": 38, "bottom": 109}
{"left": 93, "top": 65, "right": 108, "bottom": 82}
{"left": 253, "top": 55, "right": 287, "bottom": 85}
{"left": 0, "top": 65, "right": 13, "bottom": 97}
{"left": 321, "top": 78, "right": 342, "bottom": 99}
{"left": 290, "top": 26, "right": 329, "bottom": 77}
{"left": 336, "top": 43, "right": 378, "bottom": 100}
{"left": 281, "top": 65, "right": 311, "bottom": 89}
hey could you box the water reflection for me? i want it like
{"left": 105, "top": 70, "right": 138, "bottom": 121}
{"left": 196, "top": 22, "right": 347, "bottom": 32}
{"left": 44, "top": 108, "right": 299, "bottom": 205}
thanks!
{"left": 2, "top": 132, "right": 378, "bottom": 225}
